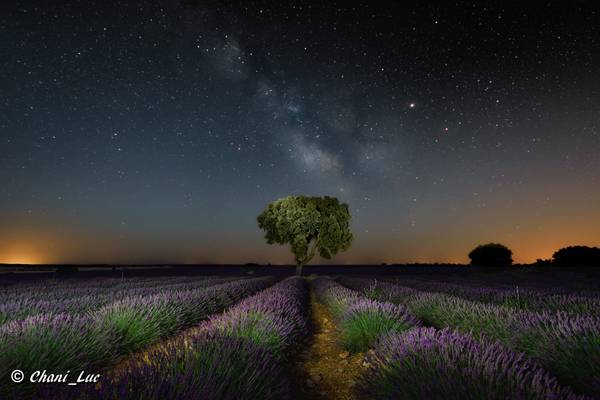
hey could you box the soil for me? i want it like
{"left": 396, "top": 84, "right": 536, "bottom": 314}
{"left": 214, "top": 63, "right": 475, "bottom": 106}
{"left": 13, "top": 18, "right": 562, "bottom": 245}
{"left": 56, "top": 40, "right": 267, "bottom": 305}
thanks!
{"left": 294, "top": 279, "right": 366, "bottom": 400}
{"left": 112, "top": 277, "right": 369, "bottom": 399}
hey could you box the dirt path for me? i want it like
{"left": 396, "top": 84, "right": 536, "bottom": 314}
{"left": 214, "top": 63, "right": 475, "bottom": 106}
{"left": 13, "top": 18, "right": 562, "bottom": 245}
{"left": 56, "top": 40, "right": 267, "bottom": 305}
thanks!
{"left": 294, "top": 281, "right": 366, "bottom": 400}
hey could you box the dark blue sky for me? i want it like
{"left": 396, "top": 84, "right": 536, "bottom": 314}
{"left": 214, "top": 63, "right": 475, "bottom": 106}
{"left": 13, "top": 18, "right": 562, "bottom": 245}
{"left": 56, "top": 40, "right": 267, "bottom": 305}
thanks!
{"left": 1, "top": 2, "right": 599, "bottom": 264}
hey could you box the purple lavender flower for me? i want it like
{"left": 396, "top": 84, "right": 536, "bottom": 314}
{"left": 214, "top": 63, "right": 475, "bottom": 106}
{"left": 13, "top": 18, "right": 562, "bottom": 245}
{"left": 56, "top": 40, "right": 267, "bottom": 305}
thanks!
{"left": 36, "top": 332, "right": 291, "bottom": 400}
{"left": 0, "top": 312, "right": 112, "bottom": 399}
{"left": 315, "top": 278, "right": 420, "bottom": 351}
{"left": 511, "top": 311, "right": 600, "bottom": 395}
{"left": 342, "top": 276, "right": 600, "bottom": 397}
{"left": 0, "top": 276, "right": 275, "bottom": 399}
{"left": 359, "top": 327, "right": 586, "bottom": 400}
{"left": 41, "top": 277, "right": 309, "bottom": 400}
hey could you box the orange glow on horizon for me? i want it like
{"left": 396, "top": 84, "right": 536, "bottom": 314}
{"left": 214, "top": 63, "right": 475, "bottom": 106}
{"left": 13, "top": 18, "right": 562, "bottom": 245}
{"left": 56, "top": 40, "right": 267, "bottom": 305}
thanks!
{"left": 0, "top": 238, "right": 596, "bottom": 265}
{"left": 0, "top": 254, "right": 44, "bottom": 265}
{"left": 0, "top": 239, "right": 48, "bottom": 265}
{"left": 0, "top": 221, "right": 598, "bottom": 265}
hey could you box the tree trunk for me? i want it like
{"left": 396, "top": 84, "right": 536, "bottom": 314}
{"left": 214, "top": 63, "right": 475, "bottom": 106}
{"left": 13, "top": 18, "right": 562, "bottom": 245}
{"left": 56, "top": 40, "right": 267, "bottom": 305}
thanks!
{"left": 296, "top": 238, "right": 318, "bottom": 276}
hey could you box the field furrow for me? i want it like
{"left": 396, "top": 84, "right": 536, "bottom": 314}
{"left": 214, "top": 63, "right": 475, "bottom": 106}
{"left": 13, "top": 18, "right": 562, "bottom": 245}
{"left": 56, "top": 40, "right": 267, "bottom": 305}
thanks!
{"left": 0, "top": 276, "right": 238, "bottom": 324}
{"left": 339, "top": 276, "right": 599, "bottom": 398}
{"left": 45, "top": 277, "right": 310, "bottom": 399}
{"left": 294, "top": 280, "right": 364, "bottom": 400}
{"left": 0, "top": 276, "right": 275, "bottom": 399}
{"left": 1, "top": 272, "right": 598, "bottom": 399}
{"left": 384, "top": 277, "right": 600, "bottom": 317}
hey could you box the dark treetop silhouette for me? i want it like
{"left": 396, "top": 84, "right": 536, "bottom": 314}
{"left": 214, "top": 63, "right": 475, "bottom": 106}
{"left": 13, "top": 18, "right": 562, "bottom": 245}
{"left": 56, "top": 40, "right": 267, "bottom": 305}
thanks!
{"left": 257, "top": 195, "right": 353, "bottom": 275}
{"left": 553, "top": 246, "right": 600, "bottom": 267}
{"left": 468, "top": 243, "right": 513, "bottom": 267}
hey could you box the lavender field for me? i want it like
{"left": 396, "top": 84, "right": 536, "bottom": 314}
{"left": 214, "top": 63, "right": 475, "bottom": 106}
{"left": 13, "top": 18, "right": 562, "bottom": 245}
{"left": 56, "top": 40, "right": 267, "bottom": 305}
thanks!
{"left": 1, "top": 270, "right": 599, "bottom": 399}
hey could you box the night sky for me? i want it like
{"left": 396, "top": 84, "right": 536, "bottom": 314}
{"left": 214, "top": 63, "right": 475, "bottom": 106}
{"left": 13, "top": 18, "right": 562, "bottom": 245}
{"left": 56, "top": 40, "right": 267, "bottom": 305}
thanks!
{"left": 1, "top": 2, "right": 599, "bottom": 265}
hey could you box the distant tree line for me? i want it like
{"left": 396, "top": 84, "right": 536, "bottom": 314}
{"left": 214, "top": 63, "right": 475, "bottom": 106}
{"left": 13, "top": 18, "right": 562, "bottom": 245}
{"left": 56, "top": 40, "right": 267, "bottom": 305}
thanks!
{"left": 536, "top": 246, "right": 600, "bottom": 267}
{"left": 469, "top": 243, "right": 600, "bottom": 267}
{"left": 256, "top": 195, "right": 599, "bottom": 271}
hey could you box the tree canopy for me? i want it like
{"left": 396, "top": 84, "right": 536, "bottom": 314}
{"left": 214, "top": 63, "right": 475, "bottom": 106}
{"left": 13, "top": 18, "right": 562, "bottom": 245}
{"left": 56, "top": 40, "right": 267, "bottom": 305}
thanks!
{"left": 468, "top": 243, "right": 513, "bottom": 266}
{"left": 257, "top": 195, "right": 353, "bottom": 275}
{"left": 552, "top": 246, "right": 600, "bottom": 267}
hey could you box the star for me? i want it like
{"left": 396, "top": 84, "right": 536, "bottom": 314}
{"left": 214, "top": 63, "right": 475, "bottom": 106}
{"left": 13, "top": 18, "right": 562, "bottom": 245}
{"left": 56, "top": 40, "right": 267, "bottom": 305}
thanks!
{"left": 0, "top": 1, "right": 597, "bottom": 265}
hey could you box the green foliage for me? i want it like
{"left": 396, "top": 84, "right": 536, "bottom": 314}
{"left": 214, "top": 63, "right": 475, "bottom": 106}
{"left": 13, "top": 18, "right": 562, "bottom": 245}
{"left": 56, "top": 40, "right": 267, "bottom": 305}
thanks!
{"left": 89, "top": 334, "right": 290, "bottom": 400}
{"left": 214, "top": 311, "right": 287, "bottom": 355}
{"left": 0, "top": 315, "right": 112, "bottom": 397}
{"left": 406, "top": 294, "right": 514, "bottom": 343}
{"left": 364, "top": 280, "right": 394, "bottom": 303}
{"left": 93, "top": 294, "right": 184, "bottom": 354}
{"left": 468, "top": 243, "right": 513, "bottom": 266}
{"left": 97, "top": 306, "right": 159, "bottom": 354}
{"left": 341, "top": 311, "right": 410, "bottom": 352}
{"left": 257, "top": 195, "right": 353, "bottom": 274}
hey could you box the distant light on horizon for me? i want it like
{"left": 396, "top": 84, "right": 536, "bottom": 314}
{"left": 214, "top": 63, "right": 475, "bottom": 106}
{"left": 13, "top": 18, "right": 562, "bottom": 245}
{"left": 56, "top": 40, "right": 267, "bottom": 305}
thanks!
{"left": 0, "top": 254, "right": 44, "bottom": 265}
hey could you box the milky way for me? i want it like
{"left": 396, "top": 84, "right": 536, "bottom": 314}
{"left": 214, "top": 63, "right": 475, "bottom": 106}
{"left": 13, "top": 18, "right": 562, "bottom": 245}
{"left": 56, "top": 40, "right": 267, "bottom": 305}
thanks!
{"left": 1, "top": 2, "right": 599, "bottom": 264}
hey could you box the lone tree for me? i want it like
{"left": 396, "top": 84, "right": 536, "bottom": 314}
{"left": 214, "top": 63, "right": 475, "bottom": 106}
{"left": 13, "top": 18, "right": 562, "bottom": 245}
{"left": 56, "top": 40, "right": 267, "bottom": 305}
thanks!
{"left": 468, "top": 243, "right": 513, "bottom": 266}
{"left": 257, "top": 195, "right": 353, "bottom": 275}
{"left": 552, "top": 246, "right": 600, "bottom": 267}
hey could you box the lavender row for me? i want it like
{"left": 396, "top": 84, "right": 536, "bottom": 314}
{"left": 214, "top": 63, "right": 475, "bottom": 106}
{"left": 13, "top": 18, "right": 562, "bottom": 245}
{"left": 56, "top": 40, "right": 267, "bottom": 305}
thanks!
{"left": 58, "top": 277, "right": 309, "bottom": 400}
{"left": 0, "top": 276, "right": 275, "bottom": 399}
{"left": 388, "top": 277, "right": 600, "bottom": 317}
{"left": 0, "top": 276, "right": 235, "bottom": 325}
{"left": 0, "top": 275, "right": 227, "bottom": 304}
{"left": 396, "top": 274, "right": 600, "bottom": 295}
{"left": 313, "top": 277, "right": 420, "bottom": 352}
{"left": 0, "top": 276, "right": 189, "bottom": 299}
{"left": 358, "top": 327, "right": 587, "bottom": 400}
{"left": 340, "top": 277, "right": 600, "bottom": 397}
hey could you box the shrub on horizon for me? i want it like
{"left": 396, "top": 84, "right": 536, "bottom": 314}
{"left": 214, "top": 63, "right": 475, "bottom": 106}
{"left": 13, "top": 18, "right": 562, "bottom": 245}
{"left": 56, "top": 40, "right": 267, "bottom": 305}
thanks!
{"left": 468, "top": 243, "right": 513, "bottom": 267}
{"left": 552, "top": 246, "right": 600, "bottom": 267}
